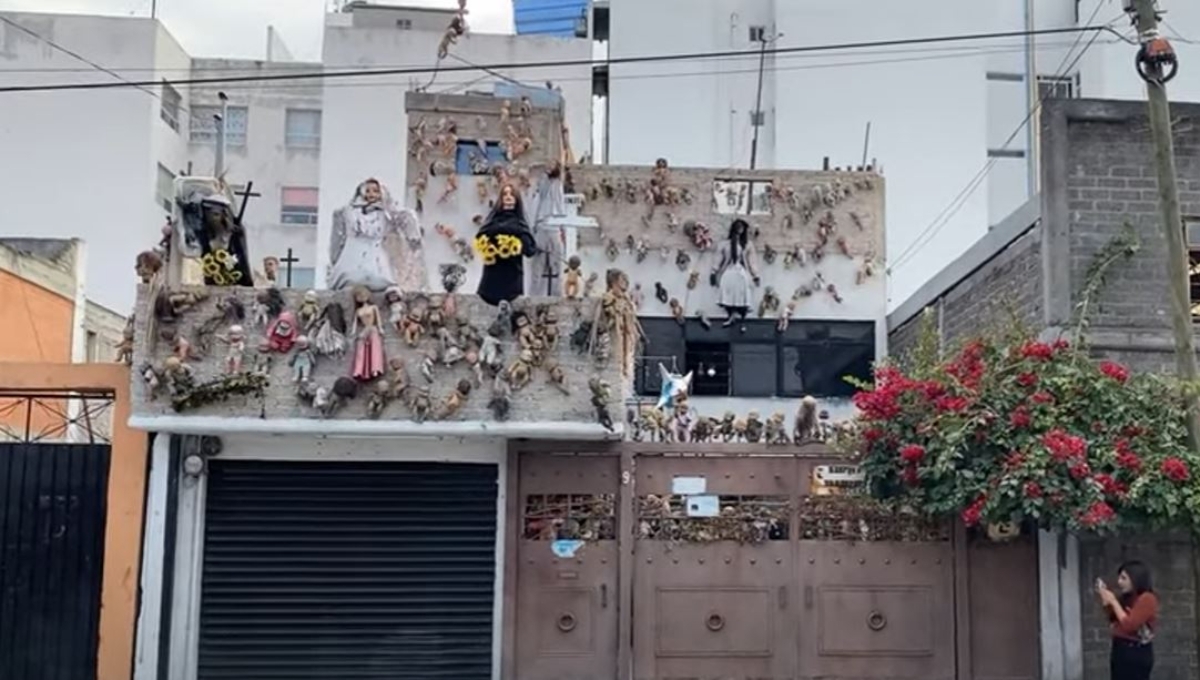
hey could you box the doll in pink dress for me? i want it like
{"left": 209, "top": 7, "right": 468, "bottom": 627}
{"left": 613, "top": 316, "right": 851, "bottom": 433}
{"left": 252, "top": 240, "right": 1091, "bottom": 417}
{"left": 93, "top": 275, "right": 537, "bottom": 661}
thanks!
{"left": 350, "top": 285, "right": 386, "bottom": 381}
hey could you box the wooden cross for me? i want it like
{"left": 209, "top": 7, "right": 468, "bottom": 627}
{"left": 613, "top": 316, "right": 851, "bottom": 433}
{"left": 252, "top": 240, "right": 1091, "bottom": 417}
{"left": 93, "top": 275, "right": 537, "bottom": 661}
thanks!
{"left": 280, "top": 248, "right": 300, "bottom": 288}
{"left": 234, "top": 181, "right": 261, "bottom": 224}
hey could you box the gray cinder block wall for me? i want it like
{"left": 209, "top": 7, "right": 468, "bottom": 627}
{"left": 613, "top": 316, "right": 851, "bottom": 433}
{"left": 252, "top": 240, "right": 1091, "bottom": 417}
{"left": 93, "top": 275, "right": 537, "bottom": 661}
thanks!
{"left": 888, "top": 98, "right": 1200, "bottom": 680}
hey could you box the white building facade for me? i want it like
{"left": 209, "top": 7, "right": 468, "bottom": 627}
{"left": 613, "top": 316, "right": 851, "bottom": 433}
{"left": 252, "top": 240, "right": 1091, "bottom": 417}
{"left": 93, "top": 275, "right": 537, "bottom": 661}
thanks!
{"left": 601, "top": 0, "right": 1200, "bottom": 307}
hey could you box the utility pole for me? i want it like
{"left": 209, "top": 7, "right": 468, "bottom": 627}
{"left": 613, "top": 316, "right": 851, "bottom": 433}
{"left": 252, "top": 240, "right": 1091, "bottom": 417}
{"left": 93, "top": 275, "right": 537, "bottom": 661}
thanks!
{"left": 749, "top": 30, "right": 782, "bottom": 170}
{"left": 1128, "top": 0, "right": 1200, "bottom": 446}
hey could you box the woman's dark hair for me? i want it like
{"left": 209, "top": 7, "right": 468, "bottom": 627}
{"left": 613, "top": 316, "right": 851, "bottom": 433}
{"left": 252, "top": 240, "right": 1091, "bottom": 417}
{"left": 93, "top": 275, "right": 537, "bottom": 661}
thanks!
{"left": 1119, "top": 560, "right": 1154, "bottom": 595}
{"left": 728, "top": 219, "right": 749, "bottom": 261}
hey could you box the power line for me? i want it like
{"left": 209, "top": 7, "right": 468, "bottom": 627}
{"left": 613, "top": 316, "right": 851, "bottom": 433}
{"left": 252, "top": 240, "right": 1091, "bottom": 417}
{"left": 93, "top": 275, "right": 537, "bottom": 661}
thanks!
{"left": 887, "top": 9, "right": 1117, "bottom": 275}
{"left": 0, "top": 24, "right": 1113, "bottom": 94}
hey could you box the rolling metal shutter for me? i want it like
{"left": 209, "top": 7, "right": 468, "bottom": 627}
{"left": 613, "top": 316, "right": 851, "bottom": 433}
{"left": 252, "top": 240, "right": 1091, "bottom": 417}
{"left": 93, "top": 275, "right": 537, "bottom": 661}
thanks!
{"left": 198, "top": 460, "right": 498, "bottom": 680}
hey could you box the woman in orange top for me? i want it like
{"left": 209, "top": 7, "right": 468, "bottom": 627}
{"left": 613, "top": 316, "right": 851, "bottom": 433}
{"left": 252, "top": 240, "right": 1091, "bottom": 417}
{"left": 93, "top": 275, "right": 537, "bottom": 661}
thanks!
{"left": 1095, "top": 560, "right": 1159, "bottom": 680}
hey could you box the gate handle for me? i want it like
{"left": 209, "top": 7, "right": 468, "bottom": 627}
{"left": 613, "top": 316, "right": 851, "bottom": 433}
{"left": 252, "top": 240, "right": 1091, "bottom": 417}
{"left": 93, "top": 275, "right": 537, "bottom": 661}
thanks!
{"left": 557, "top": 612, "right": 577, "bottom": 632}
{"left": 706, "top": 613, "right": 725, "bottom": 632}
{"left": 600, "top": 583, "right": 608, "bottom": 609}
{"left": 867, "top": 610, "right": 888, "bottom": 631}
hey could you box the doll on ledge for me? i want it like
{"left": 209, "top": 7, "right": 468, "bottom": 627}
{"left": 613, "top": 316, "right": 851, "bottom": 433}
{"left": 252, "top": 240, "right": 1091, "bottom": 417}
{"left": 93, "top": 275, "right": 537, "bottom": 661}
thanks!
{"left": 473, "top": 183, "right": 539, "bottom": 306}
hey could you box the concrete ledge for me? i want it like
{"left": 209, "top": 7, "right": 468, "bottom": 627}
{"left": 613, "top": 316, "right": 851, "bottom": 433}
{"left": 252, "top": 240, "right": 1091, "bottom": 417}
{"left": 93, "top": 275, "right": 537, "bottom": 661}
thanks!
{"left": 128, "top": 414, "right": 624, "bottom": 441}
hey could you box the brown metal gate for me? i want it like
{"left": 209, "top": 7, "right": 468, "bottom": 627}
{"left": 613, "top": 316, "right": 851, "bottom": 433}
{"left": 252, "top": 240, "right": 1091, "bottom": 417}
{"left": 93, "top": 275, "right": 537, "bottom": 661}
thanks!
{"left": 508, "top": 444, "right": 1038, "bottom": 680}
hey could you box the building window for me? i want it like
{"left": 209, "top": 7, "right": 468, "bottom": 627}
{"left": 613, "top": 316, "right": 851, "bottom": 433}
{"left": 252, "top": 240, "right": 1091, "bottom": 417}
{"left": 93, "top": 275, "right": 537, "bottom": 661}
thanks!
{"left": 456, "top": 140, "right": 506, "bottom": 175}
{"left": 749, "top": 110, "right": 765, "bottom": 127}
{"left": 160, "top": 81, "right": 182, "bottom": 132}
{"left": 281, "top": 187, "right": 319, "bottom": 225}
{"left": 285, "top": 109, "right": 322, "bottom": 149}
{"left": 156, "top": 163, "right": 176, "bottom": 213}
{"left": 712, "top": 179, "right": 773, "bottom": 216}
{"left": 396, "top": 18, "right": 413, "bottom": 29}
{"left": 749, "top": 26, "right": 766, "bottom": 42}
{"left": 190, "top": 105, "right": 249, "bottom": 146}
{"left": 1187, "top": 218, "right": 1200, "bottom": 319}
{"left": 636, "top": 318, "right": 875, "bottom": 399}
{"left": 1037, "top": 74, "right": 1078, "bottom": 101}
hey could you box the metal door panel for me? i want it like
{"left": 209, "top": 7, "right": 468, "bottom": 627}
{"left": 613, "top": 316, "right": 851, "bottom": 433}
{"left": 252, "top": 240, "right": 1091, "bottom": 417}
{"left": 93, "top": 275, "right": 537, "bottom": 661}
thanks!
{"left": 634, "top": 455, "right": 796, "bottom": 680}
{"left": 798, "top": 541, "right": 955, "bottom": 680}
{"left": 515, "top": 453, "right": 619, "bottom": 680}
{"left": 968, "top": 535, "right": 1039, "bottom": 680}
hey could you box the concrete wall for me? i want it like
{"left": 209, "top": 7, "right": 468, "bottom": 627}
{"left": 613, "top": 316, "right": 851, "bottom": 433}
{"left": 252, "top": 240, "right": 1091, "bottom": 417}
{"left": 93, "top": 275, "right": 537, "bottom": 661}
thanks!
{"left": 131, "top": 287, "right": 622, "bottom": 427}
{"left": 0, "top": 13, "right": 166, "bottom": 313}
{"left": 185, "top": 58, "right": 324, "bottom": 284}
{"left": 318, "top": 16, "right": 592, "bottom": 282}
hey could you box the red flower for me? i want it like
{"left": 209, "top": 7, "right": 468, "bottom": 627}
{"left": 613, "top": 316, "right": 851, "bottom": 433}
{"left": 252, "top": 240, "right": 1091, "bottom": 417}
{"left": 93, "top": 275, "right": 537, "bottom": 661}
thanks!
{"left": 1068, "top": 462, "right": 1091, "bottom": 480}
{"left": 899, "top": 444, "right": 926, "bottom": 464}
{"left": 1031, "top": 391, "right": 1055, "bottom": 405}
{"left": 1042, "top": 429, "right": 1087, "bottom": 462}
{"left": 1009, "top": 406, "right": 1032, "bottom": 429}
{"left": 1052, "top": 338, "right": 1070, "bottom": 351}
{"left": 1095, "top": 474, "right": 1127, "bottom": 497}
{"left": 1116, "top": 450, "right": 1143, "bottom": 473}
{"left": 934, "top": 395, "right": 970, "bottom": 413}
{"left": 1099, "top": 361, "right": 1130, "bottom": 383}
{"left": 961, "top": 496, "right": 987, "bottom": 527}
{"left": 1080, "top": 501, "right": 1116, "bottom": 527}
{"left": 1016, "top": 372, "right": 1038, "bottom": 388}
{"left": 852, "top": 389, "right": 901, "bottom": 420}
{"left": 1024, "top": 482, "right": 1043, "bottom": 498}
{"left": 1020, "top": 341, "right": 1055, "bottom": 361}
{"left": 1161, "top": 457, "right": 1190, "bottom": 483}
{"left": 862, "top": 428, "right": 884, "bottom": 444}
{"left": 1004, "top": 451, "right": 1026, "bottom": 470}
{"left": 901, "top": 466, "right": 920, "bottom": 487}
{"left": 1121, "top": 426, "right": 1147, "bottom": 438}
{"left": 918, "top": 380, "right": 947, "bottom": 401}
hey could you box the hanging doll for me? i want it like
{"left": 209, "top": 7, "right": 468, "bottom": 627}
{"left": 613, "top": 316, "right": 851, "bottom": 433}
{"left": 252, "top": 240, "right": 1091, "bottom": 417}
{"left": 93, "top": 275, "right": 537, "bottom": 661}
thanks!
{"left": 472, "top": 183, "right": 538, "bottom": 306}
{"left": 349, "top": 286, "right": 386, "bottom": 381}
{"left": 311, "top": 302, "right": 348, "bottom": 357}
{"left": 710, "top": 219, "right": 761, "bottom": 327}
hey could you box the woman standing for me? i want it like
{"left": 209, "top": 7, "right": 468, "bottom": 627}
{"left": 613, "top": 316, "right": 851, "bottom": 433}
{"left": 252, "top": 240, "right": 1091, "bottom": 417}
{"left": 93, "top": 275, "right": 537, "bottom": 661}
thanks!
{"left": 710, "top": 218, "right": 760, "bottom": 327}
{"left": 474, "top": 183, "right": 538, "bottom": 306}
{"left": 1096, "top": 560, "right": 1159, "bottom": 680}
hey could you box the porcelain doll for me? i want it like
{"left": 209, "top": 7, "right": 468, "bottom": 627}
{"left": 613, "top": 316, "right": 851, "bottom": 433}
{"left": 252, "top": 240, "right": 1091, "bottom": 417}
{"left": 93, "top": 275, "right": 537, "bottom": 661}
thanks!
{"left": 289, "top": 335, "right": 317, "bottom": 384}
{"left": 349, "top": 286, "right": 386, "bottom": 381}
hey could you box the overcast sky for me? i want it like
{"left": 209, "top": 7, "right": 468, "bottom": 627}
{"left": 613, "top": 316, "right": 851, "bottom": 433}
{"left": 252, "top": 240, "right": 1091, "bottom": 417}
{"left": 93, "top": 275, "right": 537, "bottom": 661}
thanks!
{"left": 0, "top": 0, "right": 515, "bottom": 62}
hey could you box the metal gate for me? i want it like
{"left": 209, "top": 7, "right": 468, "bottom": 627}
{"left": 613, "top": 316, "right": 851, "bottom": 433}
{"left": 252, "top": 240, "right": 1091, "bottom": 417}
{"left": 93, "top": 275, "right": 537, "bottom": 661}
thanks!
{"left": 511, "top": 444, "right": 1038, "bottom": 680}
{"left": 198, "top": 459, "right": 499, "bottom": 680}
{"left": 0, "top": 442, "right": 112, "bottom": 680}
{"left": 514, "top": 452, "right": 620, "bottom": 680}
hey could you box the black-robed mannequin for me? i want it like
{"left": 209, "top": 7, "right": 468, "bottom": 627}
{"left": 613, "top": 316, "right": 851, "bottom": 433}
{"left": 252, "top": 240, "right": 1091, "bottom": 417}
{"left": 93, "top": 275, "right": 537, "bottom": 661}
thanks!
{"left": 474, "top": 183, "right": 539, "bottom": 306}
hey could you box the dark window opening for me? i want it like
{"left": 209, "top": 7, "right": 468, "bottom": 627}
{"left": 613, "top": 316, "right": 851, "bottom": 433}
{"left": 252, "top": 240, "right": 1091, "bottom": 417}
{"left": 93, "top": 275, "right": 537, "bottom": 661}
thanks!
{"left": 1187, "top": 218, "right": 1200, "bottom": 319}
{"left": 636, "top": 318, "right": 875, "bottom": 399}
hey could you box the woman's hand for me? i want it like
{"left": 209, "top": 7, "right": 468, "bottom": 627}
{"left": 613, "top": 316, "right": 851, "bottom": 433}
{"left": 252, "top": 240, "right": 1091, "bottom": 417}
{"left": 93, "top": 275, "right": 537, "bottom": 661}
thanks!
{"left": 1095, "top": 579, "right": 1116, "bottom": 605}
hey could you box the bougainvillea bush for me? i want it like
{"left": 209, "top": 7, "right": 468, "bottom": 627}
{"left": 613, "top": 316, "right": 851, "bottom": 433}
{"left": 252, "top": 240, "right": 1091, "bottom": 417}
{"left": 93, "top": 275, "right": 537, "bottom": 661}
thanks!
{"left": 849, "top": 333, "right": 1200, "bottom": 535}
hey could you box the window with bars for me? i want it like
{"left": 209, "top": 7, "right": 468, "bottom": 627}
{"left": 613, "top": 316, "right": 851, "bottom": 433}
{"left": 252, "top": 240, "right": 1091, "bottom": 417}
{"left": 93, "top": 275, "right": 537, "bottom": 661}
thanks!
{"left": 1187, "top": 218, "right": 1200, "bottom": 319}
{"left": 1037, "top": 74, "right": 1079, "bottom": 101}
{"left": 190, "top": 105, "right": 249, "bottom": 146}
{"left": 636, "top": 318, "right": 875, "bottom": 398}
{"left": 155, "top": 163, "right": 176, "bottom": 213}
{"left": 285, "top": 109, "right": 321, "bottom": 149}
{"left": 280, "top": 187, "right": 319, "bottom": 226}
{"left": 160, "top": 81, "right": 182, "bottom": 132}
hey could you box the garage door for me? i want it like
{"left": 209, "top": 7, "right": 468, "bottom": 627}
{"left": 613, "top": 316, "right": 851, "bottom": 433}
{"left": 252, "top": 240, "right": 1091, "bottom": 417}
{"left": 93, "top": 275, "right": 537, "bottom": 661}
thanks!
{"left": 197, "top": 460, "right": 498, "bottom": 680}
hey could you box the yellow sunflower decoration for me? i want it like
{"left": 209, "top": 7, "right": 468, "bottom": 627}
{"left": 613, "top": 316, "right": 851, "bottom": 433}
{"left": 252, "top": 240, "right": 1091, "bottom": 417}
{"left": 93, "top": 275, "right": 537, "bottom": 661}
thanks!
{"left": 473, "top": 234, "right": 524, "bottom": 266}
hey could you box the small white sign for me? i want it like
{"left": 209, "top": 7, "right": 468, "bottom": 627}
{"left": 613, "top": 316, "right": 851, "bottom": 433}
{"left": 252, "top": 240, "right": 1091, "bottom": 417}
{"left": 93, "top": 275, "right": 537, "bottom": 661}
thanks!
{"left": 686, "top": 494, "right": 720, "bottom": 518}
{"left": 811, "top": 464, "right": 866, "bottom": 496}
{"left": 672, "top": 476, "right": 707, "bottom": 495}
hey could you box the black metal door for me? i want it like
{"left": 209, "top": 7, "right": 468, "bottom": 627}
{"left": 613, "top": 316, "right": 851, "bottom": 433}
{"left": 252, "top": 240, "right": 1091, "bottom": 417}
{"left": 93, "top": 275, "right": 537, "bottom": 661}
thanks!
{"left": 198, "top": 459, "right": 499, "bottom": 680}
{"left": 0, "top": 443, "right": 112, "bottom": 680}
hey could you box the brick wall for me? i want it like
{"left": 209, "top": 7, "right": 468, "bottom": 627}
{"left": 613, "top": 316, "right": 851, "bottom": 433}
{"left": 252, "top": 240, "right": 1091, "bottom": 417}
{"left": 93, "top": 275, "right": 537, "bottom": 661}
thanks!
{"left": 1078, "top": 535, "right": 1198, "bottom": 680}
{"left": 887, "top": 227, "right": 1043, "bottom": 363}
{"left": 131, "top": 286, "right": 621, "bottom": 424}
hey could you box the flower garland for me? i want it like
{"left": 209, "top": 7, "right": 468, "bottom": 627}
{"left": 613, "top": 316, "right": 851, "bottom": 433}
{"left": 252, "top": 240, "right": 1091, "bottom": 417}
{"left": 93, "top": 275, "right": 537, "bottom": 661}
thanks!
{"left": 843, "top": 331, "right": 1200, "bottom": 535}
{"left": 473, "top": 234, "right": 524, "bottom": 265}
